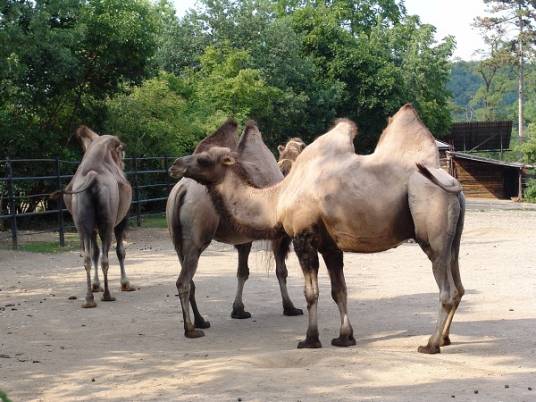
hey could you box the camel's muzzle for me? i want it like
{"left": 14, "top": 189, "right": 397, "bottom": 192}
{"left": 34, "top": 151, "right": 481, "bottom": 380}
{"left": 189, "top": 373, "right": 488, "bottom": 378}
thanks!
{"left": 169, "top": 157, "right": 189, "bottom": 179}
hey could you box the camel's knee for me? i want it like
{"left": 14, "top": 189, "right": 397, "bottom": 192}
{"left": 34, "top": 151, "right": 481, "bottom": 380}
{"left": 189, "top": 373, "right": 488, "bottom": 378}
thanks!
{"left": 276, "top": 263, "right": 288, "bottom": 281}
{"left": 176, "top": 278, "right": 191, "bottom": 296}
{"left": 237, "top": 265, "right": 249, "bottom": 281}
{"left": 116, "top": 244, "right": 125, "bottom": 260}
{"left": 84, "top": 256, "right": 92, "bottom": 271}
{"left": 440, "top": 288, "right": 462, "bottom": 308}
{"left": 304, "top": 286, "right": 319, "bottom": 307}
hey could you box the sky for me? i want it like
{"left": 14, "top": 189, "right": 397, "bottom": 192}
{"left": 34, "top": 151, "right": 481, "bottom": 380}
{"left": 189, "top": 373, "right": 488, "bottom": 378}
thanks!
{"left": 173, "top": 0, "right": 488, "bottom": 60}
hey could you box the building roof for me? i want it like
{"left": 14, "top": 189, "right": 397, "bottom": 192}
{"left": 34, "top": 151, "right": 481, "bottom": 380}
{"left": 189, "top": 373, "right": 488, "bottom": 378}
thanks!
{"left": 435, "top": 139, "right": 451, "bottom": 150}
{"left": 447, "top": 121, "right": 512, "bottom": 151}
{"left": 448, "top": 151, "right": 536, "bottom": 170}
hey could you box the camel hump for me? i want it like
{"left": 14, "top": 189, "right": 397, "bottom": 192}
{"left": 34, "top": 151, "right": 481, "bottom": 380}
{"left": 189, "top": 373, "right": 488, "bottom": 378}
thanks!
{"left": 374, "top": 104, "right": 440, "bottom": 169}
{"left": 194, "top": 119, "right": 239, "bottom": 154}
{"left": 238, "top": 121, "right": 283, "bottom": 186}
{"left": 76, "top": 125, "right": 100, "bottom": 152}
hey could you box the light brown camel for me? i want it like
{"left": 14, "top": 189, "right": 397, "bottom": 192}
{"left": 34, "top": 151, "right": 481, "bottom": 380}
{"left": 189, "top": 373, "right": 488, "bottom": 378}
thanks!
{"left": 62, "top": 126, "right": 134, "bottom": 308}
{"left": 166, "top": 121, "right": 303, "bottom": 338}
{"left": 169, "top": 105, "right": 465, "bottom": 354}
{"left": 277, "top": 137, "right": 306, "bottom": 176}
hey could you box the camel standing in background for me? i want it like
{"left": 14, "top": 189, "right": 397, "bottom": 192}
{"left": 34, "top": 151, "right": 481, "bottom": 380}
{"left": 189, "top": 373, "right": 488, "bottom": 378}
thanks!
{"left": 63, "top": 126, "right": 134, "bottom": 308}
{"left": 166, "top": 121, "right": 304, "bottom": 338}
{"left": 170, "top": 105, "right": 465, "bottom": 354}
{"left": 277, "top": 138, "right": 306, "bottom": 176}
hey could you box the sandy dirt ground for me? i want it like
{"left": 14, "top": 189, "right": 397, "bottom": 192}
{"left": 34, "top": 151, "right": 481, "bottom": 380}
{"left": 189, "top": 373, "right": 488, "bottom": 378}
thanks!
{"left": 1, "top": 208, "right": 536, "bottom": 401}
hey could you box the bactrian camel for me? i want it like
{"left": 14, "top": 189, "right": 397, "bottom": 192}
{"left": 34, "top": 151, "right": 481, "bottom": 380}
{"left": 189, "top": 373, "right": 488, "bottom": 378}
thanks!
{"left": 62, "top": 126, "right": 134, "bottom": 308}
{"left": 166, "top": 121, "right": 303, "bottom": 338}
{"left": 169, "top": 104, "right": 465, "bottom": 354}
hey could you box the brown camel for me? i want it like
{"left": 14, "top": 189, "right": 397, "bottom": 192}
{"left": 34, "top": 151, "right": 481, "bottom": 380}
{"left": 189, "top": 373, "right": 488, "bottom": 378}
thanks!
{"left": 166, "top": 121, "right": 303, "bottom": 338}
{"left": 170, "top": 104, "right": 465, "bottom": 354}
{"left": 62, "top": 126, "right": 134, "bottom": 308}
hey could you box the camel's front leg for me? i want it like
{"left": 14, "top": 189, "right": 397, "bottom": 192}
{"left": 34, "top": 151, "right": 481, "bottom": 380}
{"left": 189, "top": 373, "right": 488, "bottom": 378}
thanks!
{"left": 231, "top": 243, "right": 252, "bottom": 319}
{"left": 293, "top": 232, "right": 321, "bottom": 349}
{"left": 321, "top": 248, "right": 355, "bottom": 347}
{"left": 273, "top": 236, "right": 303, "bottom": 316}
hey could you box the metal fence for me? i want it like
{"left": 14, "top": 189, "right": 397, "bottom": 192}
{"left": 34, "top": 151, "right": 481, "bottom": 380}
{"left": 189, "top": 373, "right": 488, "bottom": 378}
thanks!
{"left": 0, "top": 156, "right": 175, "bottom": 249}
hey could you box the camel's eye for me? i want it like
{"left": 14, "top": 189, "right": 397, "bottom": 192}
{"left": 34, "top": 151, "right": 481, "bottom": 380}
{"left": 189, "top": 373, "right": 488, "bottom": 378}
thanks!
{"left": 198, "top": 155, "right": 214, "bottom": 167}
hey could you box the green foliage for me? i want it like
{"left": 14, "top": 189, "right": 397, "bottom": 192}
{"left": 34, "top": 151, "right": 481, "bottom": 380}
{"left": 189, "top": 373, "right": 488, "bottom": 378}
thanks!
{"left": 106, "top": 72, "right": 203, "bottom": 157}
{"left": 0, "top": 390, "right": 12, "bottom": 402}
{"left": 0, "top": 0, "right": 162, "bottom": 158}
{"left": 524, "top": 179, "right": 536, "bottom": 202}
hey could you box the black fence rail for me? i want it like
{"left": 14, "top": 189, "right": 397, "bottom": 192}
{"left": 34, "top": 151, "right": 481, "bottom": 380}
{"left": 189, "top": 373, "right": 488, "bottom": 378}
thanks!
{"left": 0, "top": 156, "right": 175, "bottom": 249}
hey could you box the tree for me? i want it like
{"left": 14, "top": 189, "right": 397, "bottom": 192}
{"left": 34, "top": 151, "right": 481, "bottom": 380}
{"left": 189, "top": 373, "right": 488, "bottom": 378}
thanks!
{"left": 474, "top": 0, "right": 536, "bottom": 139}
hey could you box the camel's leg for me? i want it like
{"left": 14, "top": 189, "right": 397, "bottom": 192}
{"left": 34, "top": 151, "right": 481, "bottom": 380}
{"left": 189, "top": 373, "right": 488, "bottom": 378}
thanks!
{"left": 293, "top": 232, "right": 321, "bottom": 349}
{"left": 273, "top": 236, "right": 303, "bottom": 316}
{"left": 231, "top": 243, "right": 252, "bottom": 319}
{"left": 440, "top": 198, "right": 465, "bottom": 347}
{"left": 91, "top": 230, "right": 103, "bottom": 292}
{"left": 189, "top": 279, "right": 210, "bottom": 329}
{"left": 115, "top": 217, "right": 134, "bottom": 291}
{"left": 177, "top": 247, "right": 206, "bottom": 338}
{"left": 100, "top": 226, "right": 116, "bottom": 302}
{"left": 81, "top": 233, "right": 97, "bottom": 308}
{"left": 321, "top": 248, "right": 355, "bottom": 347}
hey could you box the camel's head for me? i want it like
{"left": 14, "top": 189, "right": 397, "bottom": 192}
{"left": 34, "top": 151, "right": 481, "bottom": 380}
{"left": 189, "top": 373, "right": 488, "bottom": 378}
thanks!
{"left": 277, "top": 137, "right": 306, "bottom": 176}
{"left": 169, "top": 146, "right": 238, "bottom": 185}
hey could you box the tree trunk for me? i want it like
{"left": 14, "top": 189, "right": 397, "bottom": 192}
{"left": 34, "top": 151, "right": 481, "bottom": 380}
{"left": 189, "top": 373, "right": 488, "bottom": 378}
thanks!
{"left": 518, "top": 1, "right": 525, "bottom": 141}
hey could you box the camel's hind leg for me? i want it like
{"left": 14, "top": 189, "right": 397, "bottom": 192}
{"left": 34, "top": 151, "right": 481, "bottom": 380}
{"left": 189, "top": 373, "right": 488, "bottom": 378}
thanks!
{"left": 273, "top": 236, "right": 303, "bottom": 316}
{"left": 321, "top": 247, "right": 355, "bottom": 347}
{"left": 293, "top": 231, "right": 321, "bottom": 349}
{"left": 81, "top": 232, "right": 97, "bottom": 308}
{"left": 415, "top": 195, "right": 464, "bottom": 354}
{"left": 439, "top": 194, "right": 465, "bottom": 346}
{"left": 189, "top": 279, "right": 210, "bottom": 329}
{"left": 176, "top": 246, "right": 207, "bottom": 338}
{"left": 115, "top": 217, "right": 135, "bottom": 291}
{"left": 231, "top": 243, "right": 252, "bottom": 319}
{"left": 91, "top": 230, "right": 103, "bottom": 292}
{"left": 99, "top": 225, "right": 116, "bottom": 302}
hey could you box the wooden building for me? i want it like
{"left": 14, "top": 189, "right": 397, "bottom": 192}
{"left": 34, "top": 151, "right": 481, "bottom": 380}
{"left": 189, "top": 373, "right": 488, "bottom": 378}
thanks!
{"left": 447, "top": 151, "right": 535, "bottom": 200}
{"left": 446, "top": 121, "right": 512, "bottom": 152}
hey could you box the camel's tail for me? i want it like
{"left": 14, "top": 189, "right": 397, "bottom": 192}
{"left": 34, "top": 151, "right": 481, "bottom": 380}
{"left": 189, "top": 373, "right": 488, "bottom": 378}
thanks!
{"left": 50, "top": 171, "right": 98, "bottom": 199}
{"left": 166, "top": 183, "right": 188, "bottom": 261}
{"left": 416, "top": 163, "right": 462, "bottom": 194}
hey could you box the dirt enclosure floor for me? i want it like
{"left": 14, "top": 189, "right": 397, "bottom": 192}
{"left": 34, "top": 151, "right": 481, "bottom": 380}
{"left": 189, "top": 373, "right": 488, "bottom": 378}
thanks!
{"left": 1, "top": 208, "right": 536, "bottom": 401}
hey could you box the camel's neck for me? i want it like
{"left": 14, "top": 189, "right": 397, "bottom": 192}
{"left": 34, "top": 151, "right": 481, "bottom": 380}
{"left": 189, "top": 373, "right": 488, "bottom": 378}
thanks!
{"left": 209, "top": 170, "right": 283, "bottom": 240}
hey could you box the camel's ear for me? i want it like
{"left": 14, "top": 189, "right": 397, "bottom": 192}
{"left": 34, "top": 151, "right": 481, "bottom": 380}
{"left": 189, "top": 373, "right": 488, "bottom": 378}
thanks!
{"left": 76, "top": 125, "right": 99, "bottom": 152}
{"left": 278, "top": 144, "right": 285, "bottom": 154}
{"left": 221, "top": 154, "right": 236, "bottom": 166}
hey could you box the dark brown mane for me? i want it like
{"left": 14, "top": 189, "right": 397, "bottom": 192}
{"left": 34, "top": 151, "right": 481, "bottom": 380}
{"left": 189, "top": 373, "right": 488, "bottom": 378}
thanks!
{"left": 194, "top": 119, "right": 238, "bottom": 154}
{"left": 206, "top": 187, "right": 284, "bottom": 240}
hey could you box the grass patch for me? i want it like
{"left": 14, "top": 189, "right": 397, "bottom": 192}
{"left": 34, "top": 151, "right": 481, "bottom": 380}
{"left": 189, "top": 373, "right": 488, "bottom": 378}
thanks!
{"left": 17, "top": 240, "right": 80, "bottom": 253}
{"left": 0, "top": 389, "right": 12, "bottom": 402}
{"left": 137, "top": 214, "right": 167, "bottom": 229}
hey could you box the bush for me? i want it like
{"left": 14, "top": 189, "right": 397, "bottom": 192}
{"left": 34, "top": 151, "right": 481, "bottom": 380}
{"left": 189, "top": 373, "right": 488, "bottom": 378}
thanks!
{"left": 524, "top": 179, "right": 536, "bottom": 203}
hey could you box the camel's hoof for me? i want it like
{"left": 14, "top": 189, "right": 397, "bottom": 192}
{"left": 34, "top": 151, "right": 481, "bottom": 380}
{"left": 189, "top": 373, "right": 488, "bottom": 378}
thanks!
{"left": 185, "top": 329, "right": 205, "bottom": 338}
{"left": 331, "top": 335, "right": 356, "bottom": 347}
{"left": 101, "top": 294, "right": 116, "bottom": 302}
{"left": 297, "top": 337, "right": 322, "bottom": 349}
{"left": 81, "top": 300, "right": 97, "bottom": 308}
{"left": 231, "top": 307, "right": 251, "bottom": 319}
{"left": 195, "top": 319, "right": 211, "bottom": 329}
{"left": 121, "top": 283, "right": 136, "bottom": 292}
{"left": 418, "top": 344, "right": 441, "bottom": 354}
{"left": 92, "top": 284, "right": 103, "bottom": 292}
{"left": 440, "top": 336, "right": 451, "bottom": 346}
{"left": 283, "top": 306, "right": 304, "bottom": 316}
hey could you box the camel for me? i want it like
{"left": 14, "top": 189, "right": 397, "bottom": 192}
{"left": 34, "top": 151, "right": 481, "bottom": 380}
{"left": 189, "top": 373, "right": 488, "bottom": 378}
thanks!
{"left": 277, "top": 137, "right": 306, "bottom": 176}
{"left": 169, "top": 104, "right": 465, "bottom": 354}
{"left": 166, "top": 121, "right": 304, "bottom": 338}
{"left": 62, "top": 126, "right": 134, "bottom": 308}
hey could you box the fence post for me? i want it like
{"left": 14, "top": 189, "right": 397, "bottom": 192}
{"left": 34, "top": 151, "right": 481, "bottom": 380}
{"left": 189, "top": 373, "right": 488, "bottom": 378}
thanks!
{"left": 6, "top": 157, "right": 18, "bottom": 250}
{"left": 133, "top": 156, "right": 141, "bottom": 226}
{"left": 55, "top": 157, "right": 65, "bottom": 247}
{"left": 164, "top": 156, "right": 171, "bottom": 193}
